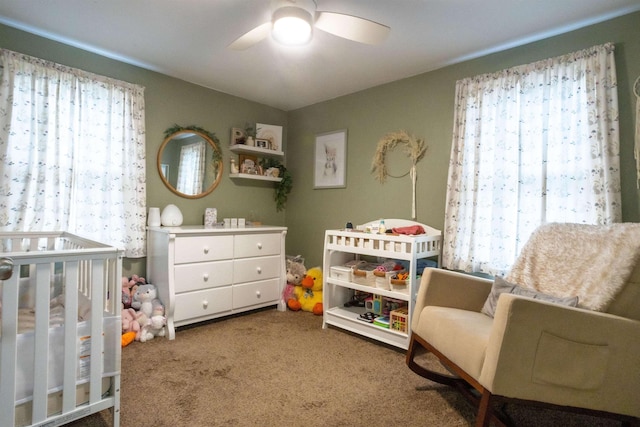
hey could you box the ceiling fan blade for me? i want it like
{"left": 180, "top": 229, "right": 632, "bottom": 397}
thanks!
{"left": 315, "top": 12, "right": 390, "bottom": 45}
{"left": 228, "top": 22, "right": 272, "bottom": 50}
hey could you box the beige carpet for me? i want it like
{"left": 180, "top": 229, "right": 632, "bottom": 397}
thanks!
{"left": 70, "top": 308, "right": 621, "bottom": 427}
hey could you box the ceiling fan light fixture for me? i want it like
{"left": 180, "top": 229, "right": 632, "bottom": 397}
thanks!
{"left": 272, "top": 7, "right": 313, "bottom": 45}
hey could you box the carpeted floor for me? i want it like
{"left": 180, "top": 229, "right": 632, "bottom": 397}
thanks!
{"left": 69, "top": 308, "right": 622, "bottom": 426}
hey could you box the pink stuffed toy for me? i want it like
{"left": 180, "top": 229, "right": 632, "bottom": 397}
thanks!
{"left": 122, "top": 275, "right": 146, "bottom": 309}
{"left": 122, "top": 307, "right": 141, "bottom": 339}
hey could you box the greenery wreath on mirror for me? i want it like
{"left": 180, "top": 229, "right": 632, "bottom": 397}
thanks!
{"left": 163, "top": 124, "right": 223, "bottom": 164}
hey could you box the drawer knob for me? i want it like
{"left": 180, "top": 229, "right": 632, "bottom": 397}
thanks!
{"left": 203, "top": 247, "right": 210, "bottom": 254}
{"left": 203, "top": 273, "right": 209, "bottom": 281}
{"left": 202, "top": 300, "right": 209, "bottom": 309}
{"left": 256, "top": 267, "right": 262, "bottom": 274}
{"left": 256, "top": 290, "right": 261, "bottom": 298}
{"left": 257, "top": 243, "right": 262, "bottom": 249}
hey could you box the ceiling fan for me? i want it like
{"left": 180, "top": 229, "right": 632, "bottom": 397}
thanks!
{"left": 228, "top": 0, "right": 390, "bottom": 50}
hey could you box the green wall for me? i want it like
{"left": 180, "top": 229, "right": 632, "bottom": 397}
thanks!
{"left": 286, "top": 11, "right": 640, "bottom": 268}
{"left": 2, "top": 11, "right": 639, "bottom": 272}
{"left": 0, "top": 23, "right": 288, "bottom": 276}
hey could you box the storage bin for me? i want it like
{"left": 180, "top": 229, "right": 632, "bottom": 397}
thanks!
{"left": 373, "top": 269, "right": 403, "bottom": 290}
{"left": 353, "top": 264, "right": 377, "bottom": 286}
{"left": 330, "top": 265, "right": 352, "bottom": 282}
{"left": 389, "top": 272, "right": 409, "bottom": 293}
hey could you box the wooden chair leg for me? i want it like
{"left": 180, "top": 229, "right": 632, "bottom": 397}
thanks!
{"left": 476, "top": 390, "right": 494, "bottom": 427}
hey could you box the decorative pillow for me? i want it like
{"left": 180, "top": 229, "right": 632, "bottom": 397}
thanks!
{"left": 481, "top": 276, "right": 579, "bottom": 318}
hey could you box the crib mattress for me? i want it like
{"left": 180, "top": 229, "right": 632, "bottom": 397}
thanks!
{"left": 14, "top": 377, "right": 112, "bottom": 427}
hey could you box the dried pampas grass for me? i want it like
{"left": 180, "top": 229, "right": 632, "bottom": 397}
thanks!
{"left": 371, "top": 130, "right": 427, "bottom": 183}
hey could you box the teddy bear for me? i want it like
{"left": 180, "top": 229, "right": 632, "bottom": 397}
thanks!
{"left": 283, "top": 256, "right": 306, "bottom": 305}
{"left": 287, "top": 266, "right": 323, "bottom": 315}
{"left": 132, "top": 284, "right": 166, "bottom": 342}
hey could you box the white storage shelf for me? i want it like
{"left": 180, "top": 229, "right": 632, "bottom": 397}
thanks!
{"left": 322, "top": 219, "right": 441, "bottom": 349}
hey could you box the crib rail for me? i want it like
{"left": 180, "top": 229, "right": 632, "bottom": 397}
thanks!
{"left": 0, "top": 232, "right": 122, "bottom": 427}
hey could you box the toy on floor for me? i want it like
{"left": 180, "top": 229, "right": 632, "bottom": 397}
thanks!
{"left": 122, "top": 274, "right": 146, "bottom": 309}
{"left": 283, "top": 256, "right": 306, "bottom": 305}
{"left": 122, "top": 307, "right": 142, "bottom": 336}
{"left": 132, "top": 283, "right": 166, "bottom": 342}
{"left": 287, "top": 266, "right": 323, "bottom": 315}
{"left": 121, "top": 331, "right": 136, "bottom": 347}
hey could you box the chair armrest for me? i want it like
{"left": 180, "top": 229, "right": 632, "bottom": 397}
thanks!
{"left": 412, "top": 268, "right": 493, "bottom": 331}
{"left": 480, "top": 294, "right": 640, "bottom": 417}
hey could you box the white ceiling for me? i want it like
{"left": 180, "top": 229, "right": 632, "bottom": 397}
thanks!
{"left": 1, "top": 0, "right": 639, "bottom": 111}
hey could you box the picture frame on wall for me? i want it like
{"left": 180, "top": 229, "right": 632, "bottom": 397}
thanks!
{"left": 256, "top": 123, "right": 283, "bottom": 151}
{"left": 239, "top": 154, "right": 259, "bottom": 175}
{"left": 314, "top": 129, "right": 347, "bottom": 189}
{"left": 255, "top": 138, "right": 269, "bottom": 149}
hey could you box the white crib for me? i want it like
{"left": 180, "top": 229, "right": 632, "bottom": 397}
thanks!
{"left": 0, "top": 232, "right": 122, "bottom": 427}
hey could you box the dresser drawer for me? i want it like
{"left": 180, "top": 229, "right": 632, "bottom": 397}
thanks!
{"left": 175, "top": 235, "right": 233, "bottom": 264}
{"left": 174, "top": 260, "right": 233, "bottom": 293}
{"left": 233, "top": 278, "right": 280, "bottom": 309}
{"left": 174, "top": 286, "right": 232, "bottom": 322}
{"left": 233, "top": 255, "right": 281, "bottom": 283}
{"left": 234, "top": 233, "right": 281, "bottom": 258}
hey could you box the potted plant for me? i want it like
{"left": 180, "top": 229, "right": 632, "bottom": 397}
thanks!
{"left": 260, "top": 158, "right": 292, "bottom": 212}
{"left": 245, "top": 123, "right": 258, "bottom": 146}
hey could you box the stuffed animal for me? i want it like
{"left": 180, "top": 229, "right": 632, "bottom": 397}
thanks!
{"left": 132, "top": 284, "right": 166, "bottom": 342}
{"left": 283, "top": 257, "right": 306, "bottom": 305}
{"left": 137, "top": 311, "right": 166, "bottom": 342}
{"left": 122, "top": 274, "right": 146, "bottom": 309}
{"left": 122, "top": 307, "right": 141, "bottom": 334}
{"left": 287, "top": 266, "right": 323, "bottom": 315}
{"left": 121, "top": 307, "right": 142, "bottom": 347}
{"left": 121, "top": 331, "right": 136, "bottom": 347}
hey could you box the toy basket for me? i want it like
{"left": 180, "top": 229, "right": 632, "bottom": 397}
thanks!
{"left": 389, "top": 272, "right": 409, "bottom": 293}
{"left": 353, "top": 264, "right": 378, "bottom": 286}
{"left": 373, "top": 270, "right": 391, "bottom": 290}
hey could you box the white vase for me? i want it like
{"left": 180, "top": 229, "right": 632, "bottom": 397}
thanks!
{"left": 161, "top": 204, "right": 183, "bottom": 226}
{"left": 246, "top": 136, "right": 255, "bottom": 146}
{"left": 147, "top": 207, "right": 161, "bottom": 226}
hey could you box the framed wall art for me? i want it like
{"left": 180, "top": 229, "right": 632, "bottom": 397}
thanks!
{"left": 256, "top": 123, "right": 283, "bottom": 151}
{"left": 314, "top": 129, "right": 347, "bottom": 189}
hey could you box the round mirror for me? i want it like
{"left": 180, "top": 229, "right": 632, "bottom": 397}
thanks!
{"left": 157, "top": 127, "right": 223, "bottom": 198}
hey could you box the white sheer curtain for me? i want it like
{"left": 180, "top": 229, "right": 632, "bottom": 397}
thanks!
{"left": 443, "top": 43, "right": 621, "bottom": 276}
{"left": 176, "top": 141, "right": 206, "bottom": 195}
{"left": 0, "top": 49, "right": 147, "bottom": 257}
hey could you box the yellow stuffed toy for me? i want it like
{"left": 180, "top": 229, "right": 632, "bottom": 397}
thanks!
{"left": 287, "top": 266, "right": 323, "bottom": 315}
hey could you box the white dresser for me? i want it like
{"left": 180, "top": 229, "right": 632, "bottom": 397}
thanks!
{"left": 147, "top": 225, "right": 287, "bottom": 339}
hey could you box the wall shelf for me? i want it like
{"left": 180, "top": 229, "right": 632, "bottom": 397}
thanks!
{"left": 229, "top": 173, "right": 282, "bottom": 182}
{"left": 229, "top": 144, "right": 283, "bottom": 159}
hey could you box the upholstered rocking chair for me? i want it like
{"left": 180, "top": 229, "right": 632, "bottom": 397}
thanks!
{"left": 406, "top": 223, "right": 640, "bottom": 426}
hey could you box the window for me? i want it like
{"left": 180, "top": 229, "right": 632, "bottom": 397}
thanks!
{"left": 443, "top": 43, "right": 621, "bottom": 276}
{"left": 177, "top": 141, "right": 206, "bottom": 195}
{"left": 0, "top": 49, "right": 146, "bottom": 257}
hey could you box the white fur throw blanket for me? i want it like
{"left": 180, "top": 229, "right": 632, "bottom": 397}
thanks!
{"left": 506, "top": 222, "right": 640, "bottom": 311}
